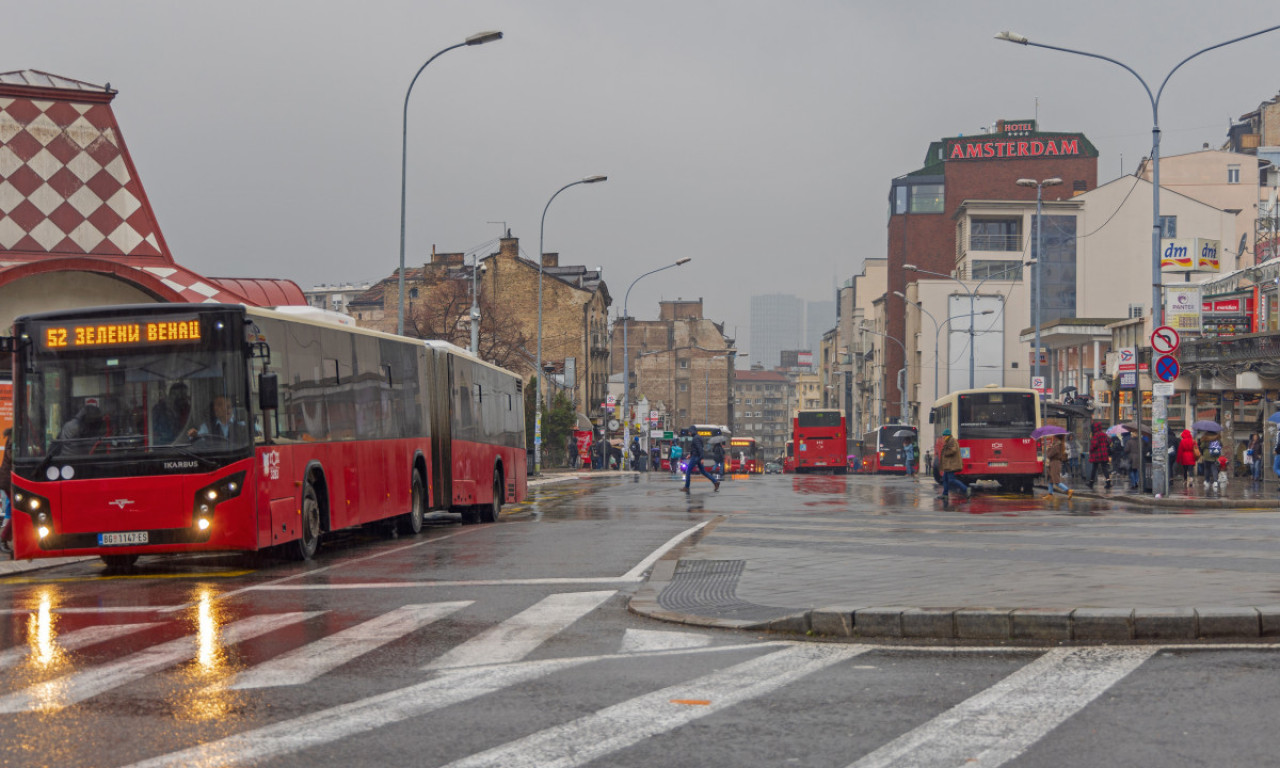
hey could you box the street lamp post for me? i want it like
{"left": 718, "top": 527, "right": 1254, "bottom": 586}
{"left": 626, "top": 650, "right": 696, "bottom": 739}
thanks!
{"left": 397, "top": 30, "right": 503, "bottom": 336}
{"left": 894, "top": 291, "right": 994, "bottom": 402}
{"left": 1016, "top": 177, "right": 1063, "bottom": 394}
{"left": 469, "top": 252, "right": 486, "bottom": 354}
{"left": 534, "top": 175, "right": 607, "bottom": 476}
{"left": 859, "top": 323, "right": 909, "bottom": 424}
{"left": 903, "top": 263, "right": 1021, "bottom": 389}
{"left": 621, "top": 257, "right": 692, "bottom": 469}
{"left": 996, "top": 25, "right": 1280, "bottom": 496}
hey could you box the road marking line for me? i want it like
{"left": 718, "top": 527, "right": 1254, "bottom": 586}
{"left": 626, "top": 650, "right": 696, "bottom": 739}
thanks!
{"left": 226, "top": 602, "right": 471, "bottom": 690}
{"left": 621, "top": 521, "right": 712, "bottom": 580}
{"left": 0, "top": 612, "right": 320, "bottom": 713}
{"left": 846, "top": 646, "right": 1157, "bottom": 768}
{"left": 0, "top": 623, "right": 162, "bottom": 670}
{"left": 439, "top": 644, "right": 872, "bottom": 768}
{"left": 424, "top": 591, "right": 616, "bottom": 671}
{"left": 157, "top": 527, "right": 484, "bottom": 613}
{"left": 121, "top": 641, "right": 806, "bottom": 768}
{"left": 620, "top": 628, "right": 713, "bottom": 654}
{"left": 249, "top": 577, "right": 636, "bottom": 590}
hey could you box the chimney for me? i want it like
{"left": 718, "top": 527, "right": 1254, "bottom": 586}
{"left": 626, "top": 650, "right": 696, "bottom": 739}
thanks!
{"left": 541, "top": 253, "right": 559, "bottom": 268}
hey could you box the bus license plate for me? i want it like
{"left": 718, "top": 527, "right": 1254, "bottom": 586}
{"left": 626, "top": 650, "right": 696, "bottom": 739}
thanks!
{"left": 99, "top": 531, "right": 148, "bottom": 546}
{"left": 988, "top": 462, "right": 1008, "bottom": 468}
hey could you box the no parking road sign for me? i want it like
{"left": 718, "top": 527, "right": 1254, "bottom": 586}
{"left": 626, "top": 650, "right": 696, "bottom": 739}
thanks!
{"left": 1154, "top": 354, "right": 1180, "bottom": 383}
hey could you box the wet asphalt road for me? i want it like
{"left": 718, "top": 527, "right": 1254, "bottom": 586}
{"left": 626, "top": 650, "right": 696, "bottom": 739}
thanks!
{"left": 0, "top": 472, "right": 1277, "bottom": 767}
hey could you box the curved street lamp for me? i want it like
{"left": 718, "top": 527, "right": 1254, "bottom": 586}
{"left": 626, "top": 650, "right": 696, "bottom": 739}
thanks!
{"left": 995, "top": 25, "right": 1280, "bottom": 495}
{"left": 534, "top": 175, "right": 607, "bottom": 475}
{"left": 621, "top": 257, "right": 692, "bottom": 469}
{"left": 894, "top": 291, "right": 994, "bottom": 402}
{"left": 903, "top": 263, "right": 1021, "bottom": 389}
{"left": 397, "top": 30, "right": 503, "bottom": 336}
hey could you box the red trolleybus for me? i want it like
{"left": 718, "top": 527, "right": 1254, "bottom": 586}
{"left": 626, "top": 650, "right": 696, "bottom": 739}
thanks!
{"left": 792, "top": 409, "right": 848, "bottom": 474}
{"left": 783, "top": 440, "right": 796, "bottom": 473}
{"left": 728, "top": 436, "right": 761, "bottom": 474}
{"left": 929, "top": 385, "right": 1041, "bottom": 493}
{"left": 861, "top": 425, "right": 918, "bottom": 474}
{"left": 4, "top": 303, "right": 527, "bottom": 566}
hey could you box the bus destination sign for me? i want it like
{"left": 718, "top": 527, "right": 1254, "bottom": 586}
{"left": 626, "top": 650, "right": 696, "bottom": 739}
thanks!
{"left": 38, "top": 318, "right": 203, "bottom": 350}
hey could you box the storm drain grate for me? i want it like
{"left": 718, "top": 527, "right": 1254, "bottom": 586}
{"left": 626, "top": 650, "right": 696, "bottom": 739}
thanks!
{"left": 657, "top": 559, "right": 791, "bottom": 622}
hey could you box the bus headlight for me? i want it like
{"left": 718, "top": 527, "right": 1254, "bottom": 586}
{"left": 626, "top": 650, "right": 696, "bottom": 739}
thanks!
{"left": 37, "top": 526, "right": 50, "bottom": 539}
{"left": 192, "top": 471, "right": 246, "bottom": 531}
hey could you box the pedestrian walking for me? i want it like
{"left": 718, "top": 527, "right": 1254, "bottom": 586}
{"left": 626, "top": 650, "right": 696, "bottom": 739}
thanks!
{"left": 1247, "top": 433, "right": 1262, "bottom": 482}
{"left": 923, "top": 449, "right": 933, "bottom": 476}
{"left": 680, "top": 428, "right": 720, "bottom": 492}
{"left": 1087, "top": 422, "right": 1111, "bottom": 489}
{"left": 668, "top": 441, "right": 683, "bottom": 474}
{"left": 903, "top": 436, "right": 917, "bottom": 477}
{"left": 1198, "top": 432, "right": 1222, "bottom": 491}
{"left": 1066, "top": 435, "right": 1081, "bottom": 480}
{"left": 1176, "top": 429, "right": 1199, "bottom": 486}
{"left": 0, "top": 427, "right": 12, "bottom": 556}
{"left": 937, "top": 429, "right": 969, "bottom": 506}
{"left": 1127, "top": 430, "right": 1143, "bottom": 489}
{"left": 1044, "top": 433, "right": 1071, "bottom": 497}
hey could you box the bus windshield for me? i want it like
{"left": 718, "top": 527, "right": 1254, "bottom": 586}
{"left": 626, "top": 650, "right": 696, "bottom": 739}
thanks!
{"left": 19, "top": 327, "right": 250, "bottom": 461}
{"left": 957, "top": 392, "right": 1036, "bottom": 439}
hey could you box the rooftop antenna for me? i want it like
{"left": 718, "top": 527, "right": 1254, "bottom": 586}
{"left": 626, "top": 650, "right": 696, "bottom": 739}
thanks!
{"left": 1034, "top": 96, "right": 1039, "bottom": 125}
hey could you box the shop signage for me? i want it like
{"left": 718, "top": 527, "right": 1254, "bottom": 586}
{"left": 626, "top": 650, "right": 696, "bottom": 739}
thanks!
{"left": 1160, "top": 238, "right": 1221, "bottom": 273}
{"left": 1164, "top": 285, "right": 1202, "bottom": 332}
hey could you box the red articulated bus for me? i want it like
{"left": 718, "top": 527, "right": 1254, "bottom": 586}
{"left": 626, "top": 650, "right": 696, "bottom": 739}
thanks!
{"left": 792, "top": 409, "right": 848, "bottom": 474}
{"left": 4, "top": 303, "right": 527, "bottom": 567}
{"left": 783, "top": 440, "right": 796, "bottom": 474}
{"left": 728, "top": 436, "right": 761, "bottom": 474}
{"left": 861, "top": 425, "right": 918, "bottom": 474}
{"left": 929, "top": 385, "right": 1042, "bottom": 494}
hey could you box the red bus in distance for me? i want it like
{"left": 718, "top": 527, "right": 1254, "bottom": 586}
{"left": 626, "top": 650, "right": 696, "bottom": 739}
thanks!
{"left": 792, "top": 409, "right": 847, "bottom": 475}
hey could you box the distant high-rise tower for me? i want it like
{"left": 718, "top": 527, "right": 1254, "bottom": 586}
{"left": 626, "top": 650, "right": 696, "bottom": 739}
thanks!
{"left": 750, "top": 293, "right": 804, "bottom": 369}
{"left": 806, "top": 300, "right": 835, "bottom": 356}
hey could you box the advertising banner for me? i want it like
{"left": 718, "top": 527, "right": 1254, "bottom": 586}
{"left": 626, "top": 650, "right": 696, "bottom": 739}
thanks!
{"left": 1164, "top": 285, "right": 1202, "bottom": 333}
{"left": 1161, "top": 238, "right": 1221, "bottom": 273}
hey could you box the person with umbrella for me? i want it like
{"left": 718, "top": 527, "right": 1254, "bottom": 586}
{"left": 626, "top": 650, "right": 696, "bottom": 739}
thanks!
{"left": 1196, "top": 426, "right": 1223, "bottom": 491}
{"left": 1088, "top": 422, "right": 1112, "bottom": 490}
{"left": 899, "top": 431, "right": 917, "bottom": 477}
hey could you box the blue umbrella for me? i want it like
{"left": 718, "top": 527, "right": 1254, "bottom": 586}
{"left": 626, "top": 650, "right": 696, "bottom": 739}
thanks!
{"left": 1269, "top": 412, "right": 1280, "bottom": 425}
{"left": 1192, "top": 419, "right": 1222, "bottom": 433}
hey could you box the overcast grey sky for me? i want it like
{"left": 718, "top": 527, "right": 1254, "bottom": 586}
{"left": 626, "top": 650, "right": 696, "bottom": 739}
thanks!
{"left": 9, "top": 1, "right": 1280, "bottom": 356}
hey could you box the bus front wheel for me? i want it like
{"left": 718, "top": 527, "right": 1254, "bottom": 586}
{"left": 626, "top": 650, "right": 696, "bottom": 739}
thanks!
{"left": 290, "top": 481, "right": 322, "bottom": 561}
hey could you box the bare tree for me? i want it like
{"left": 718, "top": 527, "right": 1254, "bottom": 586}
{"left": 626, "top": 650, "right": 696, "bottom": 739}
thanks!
{"left": 407, "top": 274, "right": 532, "bottom": 372}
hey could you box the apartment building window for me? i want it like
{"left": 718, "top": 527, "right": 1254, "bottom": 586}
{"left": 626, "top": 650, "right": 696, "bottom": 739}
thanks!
{"left": 972, "top": 260, "right": 1023, "bottom": 282}
{"left": 679, "top": 360, "right": 689, "bottom": 369}
{"left": 1228, "top": 165, "right": 1241, "bottom": 184}
{"left": 970, "top": 219, "right": 1021, "bottom": 251}
{"left": 679, "top": 383, "right": 688, "bottom": 392}
{"left": 910, "top": 184, "right": 945, "bottom": 213}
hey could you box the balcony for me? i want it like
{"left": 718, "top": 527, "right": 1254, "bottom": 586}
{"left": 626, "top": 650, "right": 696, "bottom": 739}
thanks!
{"left": 968, "top": 233, "right": 1022, "bottom": 252}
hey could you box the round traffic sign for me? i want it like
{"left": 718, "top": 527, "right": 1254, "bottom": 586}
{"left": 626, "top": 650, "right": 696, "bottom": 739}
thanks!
{"left": 1154, "top": 354, "right": 1180, "bottom": 383}
{"left": 1151, "top": 326, "right": 1180, "bottom": 354}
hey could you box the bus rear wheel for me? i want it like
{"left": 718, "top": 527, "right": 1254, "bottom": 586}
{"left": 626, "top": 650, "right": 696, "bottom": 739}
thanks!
{"left": 398, "top": 472, "right": 425, "bottom": 535}
{"left": 480, "top": 470, "right": 503, "bottom": 524}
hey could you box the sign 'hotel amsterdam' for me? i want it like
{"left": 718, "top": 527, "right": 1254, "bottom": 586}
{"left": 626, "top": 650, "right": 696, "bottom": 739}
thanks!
{"left": 944, "top": 120, "right": 1094, "bottom": 161}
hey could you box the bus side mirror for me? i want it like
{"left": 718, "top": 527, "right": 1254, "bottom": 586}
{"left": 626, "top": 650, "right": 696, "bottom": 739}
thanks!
{"left": 259, "top": 372, "right": 279, "bottom": 411}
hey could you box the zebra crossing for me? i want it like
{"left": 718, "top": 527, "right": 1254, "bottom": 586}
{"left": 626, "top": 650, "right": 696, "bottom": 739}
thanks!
{"left": 0, "top": 590, "right": 1273, "bottom": 768}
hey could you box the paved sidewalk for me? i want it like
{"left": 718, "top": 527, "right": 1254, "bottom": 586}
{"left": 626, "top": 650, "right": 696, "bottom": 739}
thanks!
{"left": 630, "top": 475, "right": 1280, "bottom": 645}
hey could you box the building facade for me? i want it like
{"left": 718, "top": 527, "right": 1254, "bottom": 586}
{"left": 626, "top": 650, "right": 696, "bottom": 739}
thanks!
{"left": 734, "top": 369, "right": 791, "bottom": 460}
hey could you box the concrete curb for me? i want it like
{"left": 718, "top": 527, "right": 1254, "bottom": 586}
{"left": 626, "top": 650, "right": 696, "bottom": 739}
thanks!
{"left": 628, "top": 555, "right": 1280, "bottom": 645}
{"left": 0, "top": 555, "right": 95, "bottom": 576}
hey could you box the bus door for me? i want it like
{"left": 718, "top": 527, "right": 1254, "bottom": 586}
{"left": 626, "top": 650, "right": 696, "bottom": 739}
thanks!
{"left": 427, "top": 347, "right": 452, "bottom": 510}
